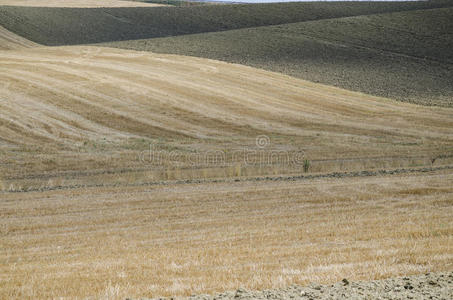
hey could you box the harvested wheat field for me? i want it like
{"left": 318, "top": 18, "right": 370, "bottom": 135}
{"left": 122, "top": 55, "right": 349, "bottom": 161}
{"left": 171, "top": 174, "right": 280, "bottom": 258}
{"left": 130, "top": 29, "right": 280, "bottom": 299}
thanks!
{"left": 0, "top": 0, "right": 166, "bottom": 8}
{"left": 0, "top": 13, "right": 452, "bottom": 298}
{"left": 1, "top": 169, "right": 452, "bottom": 298}
{"left": 1, "top": 46, "right": 453, "bottom": 190}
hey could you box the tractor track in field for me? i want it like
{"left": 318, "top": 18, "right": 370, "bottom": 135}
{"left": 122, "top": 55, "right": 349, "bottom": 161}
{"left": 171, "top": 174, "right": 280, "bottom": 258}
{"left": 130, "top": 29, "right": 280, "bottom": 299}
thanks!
{"left": 3, "top": 164, "right": 453, "bottom": 193}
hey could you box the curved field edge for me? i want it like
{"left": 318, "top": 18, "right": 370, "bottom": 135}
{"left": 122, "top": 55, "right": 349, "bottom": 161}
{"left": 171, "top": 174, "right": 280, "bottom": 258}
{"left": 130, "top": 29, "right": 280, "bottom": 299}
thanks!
{"left": 1, "top": 1, "right": 453, "bottom": 45}
{"left": 0, "top": 24, "right": 37, "bottom": 50}
{"left": 1, "top": 45, "right": 453, "bottom": 190}
{"left": 103, "top": 6, "right": 453, "bottom": 107}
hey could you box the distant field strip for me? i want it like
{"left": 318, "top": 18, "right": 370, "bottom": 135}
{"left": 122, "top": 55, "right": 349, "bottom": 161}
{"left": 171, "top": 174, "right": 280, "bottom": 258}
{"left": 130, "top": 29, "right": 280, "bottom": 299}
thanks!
{"left": 0, "top": 0, "right": 166, "bottom": 7}
{"left": 1, "top": 169, "right": 452, "bottom": 298}
{"left": 1, "top": 1, "right": 453, "bottom": 45}
{"left": 0, "top": 25, "right": 37, "bottom": 50}
{"left": 104, "top": 6, "right": 453, "bottom": 106}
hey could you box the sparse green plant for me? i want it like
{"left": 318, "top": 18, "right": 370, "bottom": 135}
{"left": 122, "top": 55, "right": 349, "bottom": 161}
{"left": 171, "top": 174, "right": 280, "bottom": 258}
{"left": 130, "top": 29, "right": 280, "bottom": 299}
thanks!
{"left": 303, "top": 159, "right": 310, "bottom": 173}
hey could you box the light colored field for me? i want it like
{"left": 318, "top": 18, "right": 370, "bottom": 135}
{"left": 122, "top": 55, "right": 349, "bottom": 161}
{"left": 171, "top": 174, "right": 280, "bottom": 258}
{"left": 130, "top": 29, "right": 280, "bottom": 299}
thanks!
{"left": 0, "top": 0, "right": 166, "bottom": 7}
{"left": 1, "top": 40, "right": 452, "bottom": 299}
{"left": 0, "top": 25, "right": 37, "bottom": 50}
{"left": 1, "top": 46, "right": 453, "bottom": 189}
{"left": 1, "top": 169, "right": 452, "bottom": 298}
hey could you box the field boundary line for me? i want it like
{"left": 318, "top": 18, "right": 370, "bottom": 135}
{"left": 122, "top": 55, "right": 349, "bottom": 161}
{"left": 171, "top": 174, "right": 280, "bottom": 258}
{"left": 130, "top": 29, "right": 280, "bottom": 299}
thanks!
{"left": 2, "top": 164, "right": 453, "bottom": 194}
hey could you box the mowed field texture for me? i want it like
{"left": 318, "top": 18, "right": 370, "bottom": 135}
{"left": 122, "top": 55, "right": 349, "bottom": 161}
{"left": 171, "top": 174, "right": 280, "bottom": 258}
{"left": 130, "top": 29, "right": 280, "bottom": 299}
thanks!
{"left": 1, "top": 170, "right": 452, "bottom": 298}
{"left": 1, "top": 46, "right": 453, "bottom": 190}
{"left": 0, "top": 2, "right": 453, "bottom": 298}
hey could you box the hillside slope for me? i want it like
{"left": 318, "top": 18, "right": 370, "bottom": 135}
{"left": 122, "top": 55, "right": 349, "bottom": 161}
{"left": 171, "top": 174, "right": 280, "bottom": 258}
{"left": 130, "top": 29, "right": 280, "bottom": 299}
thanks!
{"left": 0, "top": 24, "right": 37, "bottom": 49}
{"left": 1, "top": 1, "right": 452, "bottom": 45}
{"left": 1, "top": 46, "right": 453, "bottom": 186}
{"left": 104, "top": 6, "right": 453, "bottom": 106}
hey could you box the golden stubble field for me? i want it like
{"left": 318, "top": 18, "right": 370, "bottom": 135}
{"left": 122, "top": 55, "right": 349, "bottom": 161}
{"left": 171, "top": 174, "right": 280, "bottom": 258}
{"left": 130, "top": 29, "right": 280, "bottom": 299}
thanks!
{"left": 0, "top": 28, "right": 452, "bottom": 299}
{"left": 1, "top": 170, "right": 452, "bottom": 298}
{"left": 1, "top": 45, "right": 453, "bottom": 190}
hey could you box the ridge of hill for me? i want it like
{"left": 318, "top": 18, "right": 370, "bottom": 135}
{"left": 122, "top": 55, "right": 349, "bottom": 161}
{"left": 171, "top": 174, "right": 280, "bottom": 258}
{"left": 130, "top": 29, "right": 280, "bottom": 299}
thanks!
{"left": 104, "top": 6, "right": 453, "bottom": 106}
{"left": 0, "top": 24, "right": 37, "bottom": 49}
{"left": 1, "top": 1, "right": 453, "bottom": 45}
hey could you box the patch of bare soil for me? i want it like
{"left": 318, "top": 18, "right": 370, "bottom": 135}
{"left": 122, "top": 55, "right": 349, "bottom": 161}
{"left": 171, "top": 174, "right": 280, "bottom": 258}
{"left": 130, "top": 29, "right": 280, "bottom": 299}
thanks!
{"left": 151, "top": 272, "right": 453, "bottom": 300}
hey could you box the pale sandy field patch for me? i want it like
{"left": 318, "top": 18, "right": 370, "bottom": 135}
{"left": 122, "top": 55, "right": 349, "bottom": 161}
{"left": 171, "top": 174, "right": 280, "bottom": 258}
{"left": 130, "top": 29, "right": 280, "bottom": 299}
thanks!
{"left": 0, "top": 0, "right": 166, "bottom": 8}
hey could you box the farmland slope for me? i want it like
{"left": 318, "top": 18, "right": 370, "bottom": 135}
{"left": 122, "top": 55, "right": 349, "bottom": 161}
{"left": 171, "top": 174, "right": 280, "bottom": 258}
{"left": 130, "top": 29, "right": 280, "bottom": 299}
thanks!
{"left": 0, "top": 25, "right": 37, "bottom": 49}
{"left": 1, "top": 1, "right": 453, "bottom": 45}
{"left": 1, "top": 46, "right": 453, "bottom": 189}
{"left": 105, "top": 6, "right": 453, "bottom": 106}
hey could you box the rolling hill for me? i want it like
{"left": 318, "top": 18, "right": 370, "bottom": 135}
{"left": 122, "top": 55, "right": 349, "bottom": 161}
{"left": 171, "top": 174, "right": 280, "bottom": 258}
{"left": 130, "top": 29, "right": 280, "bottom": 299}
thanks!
{"left": 104, "top": 6, "right": 453, "bottom": 106}
{"left": 1, "top": 2, "right": 453, "bottom": 299}
{"left": 2, "top": 1, "right": 452, "bottom": 106}
{"left": 0, "top": 24, "right": 37, "bottom": 50}
{"left": 1, "top": 45, "right": 453, "bottom": 189}
{"left": 1, "top": 1, "right": 452, "bottom": 45}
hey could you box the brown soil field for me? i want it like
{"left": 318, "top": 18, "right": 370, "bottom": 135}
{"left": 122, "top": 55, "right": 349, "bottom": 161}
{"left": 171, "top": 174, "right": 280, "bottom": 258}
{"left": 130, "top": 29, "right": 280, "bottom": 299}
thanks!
{"left": 1, "top": 169, "right": 452, "bottom": 298}
{"left": 0, "top": 0, "right": 166, "bottom": 8}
